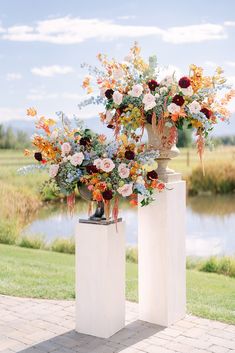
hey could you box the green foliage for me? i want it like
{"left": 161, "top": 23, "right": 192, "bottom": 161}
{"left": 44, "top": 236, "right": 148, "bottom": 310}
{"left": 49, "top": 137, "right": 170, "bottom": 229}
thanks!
{"left": 126, "top": 247, "right": 138, "bottom": 263}
{"left": 17, "top": 234, "right": 46, "bottom": 250}
{"left": 188, "top": 163, "right": 235, "bottom": 195}
{"left": 0, "top": 125, "right": 30, "bottom": 149}
{"left": 0, "top": 220, "right": 19, "bottom": 245}
{"left": 177, "top": 127, "right": 193, "bottom": 148}
{"left": 51, "top": 237, "right": 75, "bottom": 254}
{"left": 212, "top": 135, "right": 235, "bottom": 146}
{"left": 199, "top": 257, "right": 235, "bottom": 278}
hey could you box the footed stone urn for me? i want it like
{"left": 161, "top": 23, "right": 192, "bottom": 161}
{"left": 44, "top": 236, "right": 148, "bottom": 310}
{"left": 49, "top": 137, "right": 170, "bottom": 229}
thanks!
{"left": 78, "top": 184, "right": 105, "bottom": 220}
{"left": 145, "top": 124, "right": 180, "bottom": 178}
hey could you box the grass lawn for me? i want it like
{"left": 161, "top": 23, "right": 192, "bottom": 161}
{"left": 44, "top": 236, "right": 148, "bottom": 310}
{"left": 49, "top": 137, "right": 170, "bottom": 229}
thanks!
{"left": 0, "top": 244, "right": 234, "bottom": 324}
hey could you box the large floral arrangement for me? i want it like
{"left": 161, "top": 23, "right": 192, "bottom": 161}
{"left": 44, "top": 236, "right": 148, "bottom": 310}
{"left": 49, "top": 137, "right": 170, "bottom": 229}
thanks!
{"left": 23, "top": 108, "right": 165, "bottom": 219}
{"left": 80, "top": 42, "right": 235, "bottom": 164}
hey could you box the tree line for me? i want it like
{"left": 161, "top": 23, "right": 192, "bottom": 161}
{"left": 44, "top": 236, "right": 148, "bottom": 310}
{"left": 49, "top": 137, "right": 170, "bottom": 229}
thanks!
{"left": 0, "top": 124, "right": 30, "bottom": 149}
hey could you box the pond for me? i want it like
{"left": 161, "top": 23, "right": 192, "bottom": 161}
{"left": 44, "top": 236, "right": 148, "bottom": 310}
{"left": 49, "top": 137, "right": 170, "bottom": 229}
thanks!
{"left": 22, "top": 195, "right": 235, "bottom": 257}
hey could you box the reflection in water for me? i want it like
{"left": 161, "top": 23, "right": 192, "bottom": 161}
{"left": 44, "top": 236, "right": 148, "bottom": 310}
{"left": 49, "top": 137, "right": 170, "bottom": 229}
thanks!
{"left": 23, "top": 195, "right": 235, "bottom": 257}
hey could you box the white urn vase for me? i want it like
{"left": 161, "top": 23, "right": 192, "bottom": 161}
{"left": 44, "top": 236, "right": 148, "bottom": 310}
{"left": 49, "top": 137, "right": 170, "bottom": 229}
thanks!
{"left": 145, "top": 123, "right": 180, "bottom": 177}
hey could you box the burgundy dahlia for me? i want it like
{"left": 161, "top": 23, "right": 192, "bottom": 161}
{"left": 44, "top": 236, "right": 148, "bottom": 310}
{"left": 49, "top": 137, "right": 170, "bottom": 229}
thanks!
{"left": 146, "top": 113, "right": 152, "bottom": 124}
{"left": 34, "top": 152, "right": 43, "bottom": 162}
{"left": 178, "top": 76, "right": 191, "bottom": 88}
{"left": 125, "top": 150, "right": 135, "bottom": 160}
{"left": 86, "top": 165, "right": 98, "bottom": 174}
{"left": 102, "top": 189, "right": 113, "bottom": 200}
{"left": 148, "top": 79, "right": 159, "bottom": 91}
{"left": 79, "top": 137, "right": 90, "bottom": 147}
{"left": 200, "top": 108, "right": 212, "bottom": 119}
{"left": 105, "top": 89, "right": 114, "bottom": 100}
{"left": 172, "top": 94, "right": 185, "bottom": 106}
{"left": 107, "top": 124, "right": 115, "bottom": 129}
{"left": 147, "top": 170, "right": 158, "bottom": 180}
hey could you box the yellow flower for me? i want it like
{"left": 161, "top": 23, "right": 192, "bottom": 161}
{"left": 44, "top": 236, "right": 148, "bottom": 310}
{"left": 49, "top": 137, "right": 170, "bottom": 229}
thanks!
{"left": 191, "top": 120, "right": 202, "bottom": 128}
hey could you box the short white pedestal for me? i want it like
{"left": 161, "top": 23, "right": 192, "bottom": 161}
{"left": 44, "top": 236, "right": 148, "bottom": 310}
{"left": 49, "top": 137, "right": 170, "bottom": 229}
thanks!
{"left": 138, "top": 178, "right": 186, "bottom": 327}
{"left": 75, "top": 221, "right": 125, "bottom": 338}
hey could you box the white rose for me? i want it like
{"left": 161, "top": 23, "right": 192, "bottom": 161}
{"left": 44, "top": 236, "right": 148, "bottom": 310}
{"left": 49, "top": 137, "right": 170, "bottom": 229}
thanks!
{"left": 70, "top": 152, "right": 84, "bottom": 166}
{"left": 160, "top": 75, "right": 175, "bottom": 87}
{"left": 117, "top": 183, "right": 133, "bottom": 197}
{"left": 112, "top": 67, "right": 124, "bottom": 80}
{"left": 143, "top": 93, "right": 156, "bottom": 111}
{"left": 129, "top": 84, "right": 143, "bottom": 98}
{"left": 113, "top": 91, "right": 123, "bottom": 105}
{"left": 100, "top": 158, "right": 115, "bottom": 173}
{"left": 160, "top": 87, "right": 168, "bottom": 94}
{"left": 106, "top": 110, "right": 115, "bottom": 123}
{"left": 181, "top": 86, "right": 193, "bottom": 97}
{"left": 51, "top": 130, "right": 58, "bottom": 140}
{"left": 94, "top": 158, "right": 102, "bottom": 169}
{"left": 61, "top": 142, "right": 71, "bottom": 156}
{"left": 49, "top": 164, "right": 59, "bottom": 178}
{"left": 188, "top": 100, "right": 201, "bottom": 114}
{"left": 118, "top": 163, "right": 130, "bottom": 179}
{"left": 167, "top": 103, "right": 181, "bottom": 114}
{"left": 155, "top": 93, "right": 160, "bottom": 99}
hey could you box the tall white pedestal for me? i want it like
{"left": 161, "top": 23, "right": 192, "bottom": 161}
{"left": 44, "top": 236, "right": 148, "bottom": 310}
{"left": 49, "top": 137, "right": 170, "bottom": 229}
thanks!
{"left": 138, "top": 177, "right": 186, "bottom": 327}
{"left": 75, "top": 221, "right": 125, "bottom": 338}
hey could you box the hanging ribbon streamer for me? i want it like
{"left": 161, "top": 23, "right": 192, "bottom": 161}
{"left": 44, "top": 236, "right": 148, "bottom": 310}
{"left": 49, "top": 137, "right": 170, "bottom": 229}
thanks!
{"left": 112, "top": 197, "right": 119, "bottom": 231}
{"left": 67, "top": 192, "right": 76, "bottom": 216}
{"left": 104, "top": 200, "right": 111, "bottom": 221}
{"left": 197, "top": 133, "right": 205, "bottom": 176}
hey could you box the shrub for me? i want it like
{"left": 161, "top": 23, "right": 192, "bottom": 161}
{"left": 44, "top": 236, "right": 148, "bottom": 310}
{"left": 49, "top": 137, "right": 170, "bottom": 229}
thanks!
{"left": 17, "top": 234, "right": 46, "bottom": 250}
{"left": 51, "top": 237, "right": 75, "bottom": 254}
{"left": 126, "top": 247, "right": 138, "bottom": 263}
{"left": 199, "top": 257, "right": 219, "bottom": 273}
{"left": 0, "top": 220, "right": 18, "bottom": 245}
{"left": 188, "top": 163, "right": 235, "bottom": 195}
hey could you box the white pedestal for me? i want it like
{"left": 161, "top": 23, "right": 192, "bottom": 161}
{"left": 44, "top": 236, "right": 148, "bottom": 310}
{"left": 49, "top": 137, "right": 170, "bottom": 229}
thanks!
{"left": 75, "top": 221, "right": 125, "bottom": 338}
{"left": 138, "top": 178, "right": 186, "bottom": 327}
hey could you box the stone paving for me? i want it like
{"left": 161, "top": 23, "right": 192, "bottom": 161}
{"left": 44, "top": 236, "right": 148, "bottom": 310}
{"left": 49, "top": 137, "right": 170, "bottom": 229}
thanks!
{"left": 0, "top": 295, "right": 234, "bottom": 353}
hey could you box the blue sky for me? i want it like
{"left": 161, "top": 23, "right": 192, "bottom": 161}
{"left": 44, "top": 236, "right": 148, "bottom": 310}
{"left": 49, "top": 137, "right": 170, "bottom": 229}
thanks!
{"left": 1, "top": 0, "right": 235, "bottom": 135}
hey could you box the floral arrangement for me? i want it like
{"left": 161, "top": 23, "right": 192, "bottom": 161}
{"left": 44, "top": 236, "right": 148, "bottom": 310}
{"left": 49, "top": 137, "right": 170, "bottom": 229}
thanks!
{"left": 23, "top": 108, "right": 165, "bottom": 219}
{"left": 80, "top": 42, "right": 235, "bottom": 167}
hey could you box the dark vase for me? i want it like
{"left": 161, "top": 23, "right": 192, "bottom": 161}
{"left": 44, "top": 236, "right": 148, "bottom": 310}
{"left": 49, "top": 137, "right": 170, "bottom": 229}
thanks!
{"left": 77, "top": 184, "right": 105, "bottom": 220}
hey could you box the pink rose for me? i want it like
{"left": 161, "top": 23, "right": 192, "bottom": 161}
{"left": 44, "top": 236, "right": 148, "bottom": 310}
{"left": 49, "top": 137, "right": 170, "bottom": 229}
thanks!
{"left": 94, "top": 158, "right": 102, "bottom": 169}
{"left": 61, "top": 142, "right": 71, "bottom": 156}
{"left": 49, "top": 164, "right": 59, "bottom": 178}
{"left": 118, "top": 163, "right": 130, "bottom": 179}
{"left": 70, "top": 152, "right": 84, "bottom": 166}
{"left": 113, "top": 91, "right": 123, "bottom": 105}
{"left": 100, "top": 158, "right": 115, "bottom": 173}
{"left": 112, "top": 67, "right": 124, "bottom": 80}
{"left": 129, "top": 84, "right": 143, "bottom": 98}
{"left": 117, "top": 183, "right": 133, "bottom": 197}
{"left": 143, "top": 93, "right": 156, "bottom": 111}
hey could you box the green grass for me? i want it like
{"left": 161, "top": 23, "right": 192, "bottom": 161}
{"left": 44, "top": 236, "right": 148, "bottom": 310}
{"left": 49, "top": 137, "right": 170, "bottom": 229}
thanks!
{"left": 0, "top": 244, "right": 234, "bottom": 324}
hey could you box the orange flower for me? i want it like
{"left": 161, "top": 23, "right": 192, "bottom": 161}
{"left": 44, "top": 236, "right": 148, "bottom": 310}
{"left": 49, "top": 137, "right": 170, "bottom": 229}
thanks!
{"left": 24, "top": 149, "right": 31, "bottom": 156}
{"left": 93, "top": 189, "right": 103, "bottom": 202}
{"left": 27, "top": 107, "right": 37, "bottom": 117}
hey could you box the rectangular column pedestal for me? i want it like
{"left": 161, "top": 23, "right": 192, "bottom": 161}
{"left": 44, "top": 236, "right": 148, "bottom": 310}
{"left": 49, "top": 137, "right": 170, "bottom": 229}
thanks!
{"left": 138, "top": 179, "right": 186, "bottom": 327}
{"left": 75, "top": 221, "right": 125, "bottom": 338}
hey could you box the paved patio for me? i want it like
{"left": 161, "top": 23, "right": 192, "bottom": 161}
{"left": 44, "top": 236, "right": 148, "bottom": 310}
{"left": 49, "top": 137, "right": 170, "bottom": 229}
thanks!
{"left": 0, "top": 295, "right": 234, "bottom": 353}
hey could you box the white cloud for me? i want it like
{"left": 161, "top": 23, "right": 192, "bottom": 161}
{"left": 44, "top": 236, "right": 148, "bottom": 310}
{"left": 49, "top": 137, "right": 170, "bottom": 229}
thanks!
{"left": 0, "top": 107, "right": 25, "bottom": 122}
{"left": 6, "top": 72, "right": 23, "bottom": 81}
{"left": 224, "top": 21, "right": 235, "bottom": 27}
{"left": 157, "top": 64, "right": 182, "bottom": 81}
{"left": 31, "top": 65, "right": 74, "bottom": 77}
{"left": 162, "top": 24, "right": 226, "bottom": 44}
{"left": 0, "top": 17, "right": 228, "bottom": 45}
{"left": 117, "top": 15, "right": 136, "bottom": 20}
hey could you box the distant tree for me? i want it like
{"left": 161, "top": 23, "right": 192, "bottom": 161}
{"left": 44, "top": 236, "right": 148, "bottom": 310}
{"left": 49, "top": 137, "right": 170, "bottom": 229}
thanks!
{"left": 0, "top": 125, "right": 30, "bottom": 149}
{"left": 177, "top": 128, "right": 192, "bottom": 148}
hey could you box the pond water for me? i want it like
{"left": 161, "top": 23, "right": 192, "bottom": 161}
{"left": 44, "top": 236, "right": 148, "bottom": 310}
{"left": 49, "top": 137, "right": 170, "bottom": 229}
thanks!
{"left": 23, "top": 195, "right": 235, "bottom": 257}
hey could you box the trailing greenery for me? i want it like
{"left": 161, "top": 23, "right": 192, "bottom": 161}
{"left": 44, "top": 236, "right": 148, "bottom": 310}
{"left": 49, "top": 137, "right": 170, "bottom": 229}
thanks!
{"left": 188, "top": 163, "right": 235, "bottom": 195}
{"left": 0, "top": 244, "right": 234, "bottom": 324}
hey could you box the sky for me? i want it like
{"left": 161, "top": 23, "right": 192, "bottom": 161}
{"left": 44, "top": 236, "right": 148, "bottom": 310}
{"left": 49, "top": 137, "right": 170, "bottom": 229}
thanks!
{"left": 1, "top": 0, "right": 235, "bottom": 135}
